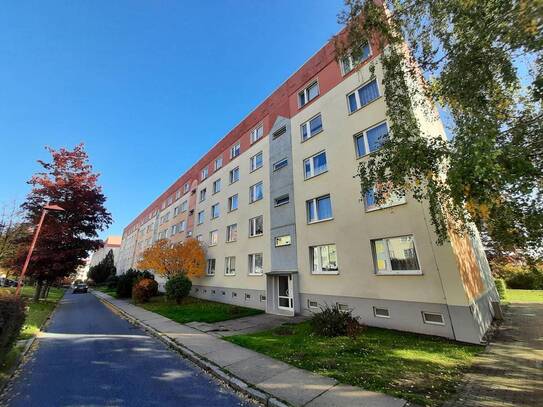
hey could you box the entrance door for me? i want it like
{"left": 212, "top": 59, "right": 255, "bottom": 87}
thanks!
{"left": 277, "top": 275, "right": 293, "bottom": 310}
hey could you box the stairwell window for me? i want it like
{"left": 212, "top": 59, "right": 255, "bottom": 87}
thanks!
{"left": 310, "top": 244, "right": 338, "bottom": 274}
{"left": 248, "top": 253, "right": 263, "bottom": 275}
{"left": 229, "top": 167, "right": 240, "bottom": 184}
{"left": 355, "top": 122, "right": 389, "bottom": 157}
{"left": 307, "top": 195, "right": 333, "bottom": 223}
{"left": 274, "top": 194, "right": 289, "bottom": 207}
{"left": 226, "top": 224, "right": 237, "bottom": 242}
{"left": 348, "top": 79, "right": 380, "bottom": 114}
{"left": 371, "top": 235, "right": 421, "bottom": 275}
{"left": 299, "top": 81, "right": 319, "bottom": 108}
{"left": 228, "top": 194, "right": 238, "bottom": 212}
{"left": 250, "top": 124, "right": 264, "bottom": 144}
{"left": 273, "top": 158, "right": 288, "bottom": 172}
{"left": 249, "top": 215, "right": 263, "bottom": 237}
{"left": 341, "top": 42, "right": 371, "bottom": 75}
{"left": 207, "top": 259, "right": 216, "bottom": 276}
{"left": 230, "top": 142, "right": 241, "bottom": 159}
{"left": 225, "top": 256, "right": 236, "bottom": 275}
{"left": 275, "top": 235, "right": 291, "bottom": 247}
{"left": 301, "top": 114, "right": 323, "bottom": 142}
{"left": 250, "top": 151, "right": 263, "bottom": 172}
{"left": 249, "top": 182, "right": 263, "bottom": 203}
{"left": 303, "top": 151, "right": 327, "bottom": 179}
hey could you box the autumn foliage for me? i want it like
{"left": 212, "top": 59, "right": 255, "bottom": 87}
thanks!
{"left": 137, "top": 238, "right": 206, "bottom": 279}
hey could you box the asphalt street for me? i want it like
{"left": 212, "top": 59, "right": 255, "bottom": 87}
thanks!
{"left": 1, "top": 291, "right": 257, "bottom": 407}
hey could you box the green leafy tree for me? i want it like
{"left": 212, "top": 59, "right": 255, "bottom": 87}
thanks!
{"left": 336, "top": 0, "right": 542, "bottom": 259}
{"left": 88, "top": 249, "right": 116, "bottom": 284}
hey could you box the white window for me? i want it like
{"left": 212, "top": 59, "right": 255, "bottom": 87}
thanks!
{"left": 348, "top": 79, "right": 380, "bottom": 113}
{"left": 249, "top": 182, "right": 263, "bottom": 203}
{"left": 373, "top": 307, "right": 390, "bottom": 318}
{"left": 171, "top": 225, "right": 176, "bottom": 235}
{"left": 209, "top": 230, "right": 218, "bottom": 246}
{"left": 300, "top": 114, "right": 323, "bottom": 141}
{"left": 230, "top": 142, "right": 241, "bottom": 159}
{"left": 226, "top": 224, "right": 237, "bottom": 242}
{"left": 228, "top": 194, "right": 238, "bottom": 212}
{"left": 250, "top": 124, "right": 264, "bottom": 143}
{"left": 167, "top": 196, "right": 173, "bottom": 206}
{"left": 248, "top": 253, "right": 263, "bottom": 275}
{"left": 199, "top": 188, "right": 206, "bottom": 202}
{"left": 197, "top": 211, "right": 204, "bottom": 225}
{"left": 308, "top": 300, "right": 319, "bottom": 309}
{"left": 306, "top": 195, "right": 333, "bottom": 223}
{"left": 229, "top": 167, "right": 240, "bottom": 184}
{"left": 355, "top": 122, "right": 389, "bottom": 157}
{"left": 215, "top": 157, "right": 223, "bottom": 171}
{"left": 213, "top": 179, "right": 221, "bottom": 194}
{"left": 178, "top": 220, "right": 186, "bottom": 232}
{"left": 225, "top": 256, "right": 236, "bottom": 275}
{"left": 175, "top": 190, "right": 181, "bottom": 200}
{"left": 340, "top": 42, "right": 371, "bottom": 75}
{"left": 275, "top": 235, "right": 291, "bottom": 247}
{"left": 180, "top": 200, "right": 188, "bottom": 212}
{"left": 298, "top": 81, "right": 319, "bottom": 107}
{"left": 422, "top": 312, "right": 445, "bottom": 325}
{"left": 364, "top": 184, "right": 406, "bottom": 211}
{"left": 273, "top": 158, "right": 288, "bottom": 172}
{"left": 303, "top": 151, "right": 327, "bottom": 179}
{"left": 245, "top": 293, "right": 251, "bottom": 300}
{"left": 211, "top": 203, "right": 220, "bottom": 219}
{"left": 206, "top": 259, "right": 215, "bottom": 276}
{"left": 371, "top": 235, "right": 421, "bottom": 275}
{"left": 196, "top": 234, "right": 203, "bottom": 242}
{"left": 274, "top": 195, "right": 289, "bottom": 207}
{"left": 249, "top": 215, "right": 263, "bottom": 237}
{"left": 173, "top": 206, "right": 180, "bottom": 216}
{"left": 272, "top": 126, "right": 286, "bottom": 139}
{"left": 250, "top": 151, "right": 263, "bottom": 172}
{"left": 260, "top": 295, "right": 267, "bottom": 302}
{"left": 184, "top": 183, "right": 190, "bottom": 193}
{"left": 310, "top": 244, "right": 338, "bottom": 274}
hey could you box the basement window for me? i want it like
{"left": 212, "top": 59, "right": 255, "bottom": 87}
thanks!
{"left": 373, "top": 307, "right": 390, "bottom": 318}
{"left": 422, "top": 312, "right": 445, "bottom": 325}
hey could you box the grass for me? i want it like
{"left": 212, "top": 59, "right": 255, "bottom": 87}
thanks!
{"left": 226, "top": 322, "right": 483, "bottom": 407}
{"left": 0, "top": 345, "right": 22, "bottom": 389}
{"left": 93, "top": 284, "right": 118, "bottom": 298}
{"left": 140, "top": 295, "right": 264, "bottom": 324}
{"left": 506, "top": 289, "right": 543, "bottom": 303}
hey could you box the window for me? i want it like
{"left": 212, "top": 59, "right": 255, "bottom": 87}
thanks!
{"left": 274, "top": 194, "right": 289, "bottom": 207}
{"left": 310, "top": 244, "right": 338, "bottom": 274}
{"left": 304, "top": 151, "right": 327, "bottom": 179}
{"left": 175, "top": 190, "right": 181, "bottom": 200}
{"left": 199, "top": 188, "right": 206, "bottom": 202}
{"left": 422, "top": 312, "right": 445, "bottom": 325}
{"left": 230, "top": 142, "right": 240, "bottom": 159}
{"left": 260, "top": 295, "right": 267, "bottom": 302}
{"left": 183, "top": 183, "right": 190, "bottom": 193}
{"left": 348, "top": 79, "right": 380, "bottom": 113}
{"left": 173, "top": 206, "right": 180, "bottom": 216}
{"left": 196, "top": 234, "right": 202, "bottom": 242}
{"left": 180, "top": 200, "right": 188, "bottom": 212}
{"left": 273, "top": 158, "right": 288, "bottom": 172}
{"left": 245, "top": 293, "right": 251, "bottom": 300}
{"left": 178, "top": 220, "right": 186, "bottom": 232}
{"left": 250, "top": 151, "right": 263, "bottom": 172}
{"left": 341, "top": 42, "right": 371, "bottom": 75}
{"left": 373, "top": 307, "right": 390, "bottom": 318}
{"left": 171, "top": 225, "right": 176, "bottom": 235}
{"left": 229, "top": 167, "right": 239, "bottom": 184}
{"left": 364, "top": 184, "right": 406, "bottom": 211}
{"left": 211, "top": 203, "right": 220, "bottom": 219}
{"left": 249, "top": 215, "right": 263, "bottom": 237}
{"left": 248, "top": 253, "right": 263, "bottom": 275}
{"left": 228, "top": 194, "right": 238, "bottom": 212}
{"left": 308, "top": 300, "right": 319, "bottom": 309}
{"left": 215, "top": 157, "right": 223, "bottom": 171}
{"left": 275, "top": 235, "right": 291, "bottom": 247}
{"left": 206, "top": 259, "right": 216, "bottom": 276}
{"left": 213, "top": 179, "right": 221, "bottom": 194}
{"left": 250, "top": 124, "right": 264, "bottom": 143}
{"left": 197, "top": 211, "right": 204, "bottom": 224}
{"left": 371, "top": 235, "right": 421, "bottom": 275}
{"left": 301, "top": 114, "right": 323, "bottom": 141}
{"left": 225, "top": 256, "right": 236, "bottom": 275}
{"left": 226, "top": 224, "right": 237, "bottom": 242}
{"left": 209, "top": 230, "right": 218, "bottom": 246}
{"left": 232, "top": 292, "right": 237, "bottom": 297}
{"left": 201, "top": 167, "right": 208, "bottom": 180}
{"left": 299, "top": 81, "right": 319, "bottom": 107}
{"left": 307, "top": 195, "right": 333, "bottom": 223}
{"left": 337, "top": 303, "right": 349, "bottom": 311}
{"left": 272, "top": 126, "right": 286, "bottom": 139}
{"left": 249, "top": 182, "right": 263, "bottom": 203}
{"left": 355, "top": 122, "right": 389, "bottom": 157}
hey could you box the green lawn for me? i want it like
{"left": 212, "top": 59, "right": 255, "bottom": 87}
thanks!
{"left": 93, "top": 284, "right": 118, "bottom": 298}
{"left": 506, "top": 289, "right": 543, "bottom": 303}
{"left": 140, "top": 296, "right": 264, "bottom": 324}
{"left": 226, "top": 322, "right": 483, "bottom": 407}
{"left": 0, "top": 345, "right": 22, "bottom": 389}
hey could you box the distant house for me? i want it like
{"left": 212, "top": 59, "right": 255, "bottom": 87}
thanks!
{"left": 89, "top": 236, "right": 122, "bottom": 269}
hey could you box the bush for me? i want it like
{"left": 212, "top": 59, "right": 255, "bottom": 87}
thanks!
{"left": 310, "top": 303, "right": 364, "bottom": 337}
{"left": 495, "top": 278, "right": 507, "bottom": 300}
{"left": 105, "top": 275, "right": 119, "bottom": 289}
{"left": 132, "top": 278, "right": 158, "bottom": 303}
{"left": 0, "top": 293, "right": 26, "bottom": 363}
{"left": 116, "top": 269, "right": 154, "bottom": 298}
{"left": 165, "top": 275, "right": 192, "bottom": 304}
{"left": 506, "top": 269, "right": 543, "bottom": 290}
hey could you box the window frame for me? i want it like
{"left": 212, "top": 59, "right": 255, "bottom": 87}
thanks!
{"left": 199, "top": 188, "right": 206, "bottom": 202}
{"left": 250, "top": 151, "right": 263, "bottom": 172}
{"left": 248, "top": 253, "right": 263, "bottom": 275}
{"left": 229, "top": 167, "right": 240, "bottom": 184}
{"left": 197, "top": 210, "right": 205, "bottom": 225}
{"left": 306, "top": 194, "right": 333, "bottom": 224}
{"left": 230, "top": 142, "right": 241, "bottom": 159}
{"left": 226, "top": 224, "right": 238, "bottom": 243}
{"left": 211, "top": 203, "right": 220, "bottom": 219}
{"left": 228, "top": 194, "right": 238, "bottom": 212}
{"left": 214, "top": 157, "right": 223, "bottom": 171}
{"left": 274, "top": 194, "right": 289, "bottom": 207}
{"left": 272, "top": 158, "right": 288, "bottom": 172}
{"left": 303, "top": 150, "right": 328, "bottom": 180}
{"left": 206, "top": 258, "right": 216, "bottom": 276}
{"left": 275, "top": 235, "right": 291, "bottom": 247}
{"left": 300, "top": 113, "right": 323, "bottom": 142}
{"left": 298, "top": 80, "right": 320, "bottom": 108}
{"left": 249, "top": 181, "right": 264, "bottom": 204}
{"left": 224, "top": 256, "right": 236, "bottom": 276}
{"left": 422, "top": 311, "right": 445, "bottom": 326}
{"left": 347, "top": 78, "right": 380, "bottom": 114}
{"left": 309, "top": 244, "right": 339, "bottom": 275}
{"left": 373, "top": 307, "right": 390, "bottom": 319}
{"left": 354, "top": 121, "right": 389, "bottom": 158}
{"left": 371, "top": 235, "right": 422, "bottom": 275}
{"left": 249, "top": 215, "right": 263, "bottom": 238}
{"left": 212, "top": 179, "right": 221, "bottom": 194}
{"left": 250, "top": 124, "right": 264, "bottom": 144}
{"left": 201, "top": 167, "right": 208, "bottom": 181}
{"left": 209, "top": 230, "right": 218, "bottom": 246}
{"left": 340, "top": 42, "right": 372, "bottom": 75}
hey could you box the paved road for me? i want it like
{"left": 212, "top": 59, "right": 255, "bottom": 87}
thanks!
{"left": 1, "top": 291, "right": 257, "bottom": 407}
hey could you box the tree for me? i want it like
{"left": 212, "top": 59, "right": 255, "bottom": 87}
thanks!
{"left": 137, "top": 238, "right": 206, "bottom": 280}
{"left": 87, "top": 249, "right": 116, "bottom": 284}
{"left": 0, "top": 202, "right": 30, "bottom": 276}
{"left": 18, "top": 144, "right": 112, "bottom": 299}
{"left": 336, "top": 0, "right": 542, "bottom": 259}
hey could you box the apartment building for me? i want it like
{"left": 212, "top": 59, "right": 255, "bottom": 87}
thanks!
{"left": 89, "top": 236, "right": 122, "bottom": 268}
{"left": 117, "top": 34, "right": 498, "bottom": 344}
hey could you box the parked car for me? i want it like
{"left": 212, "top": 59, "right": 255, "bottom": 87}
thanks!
{"left": 1, "top": 278, "right": 18, "bottom": 287}
{"left": 73, "top": 284, "right": 88, "bottom": 294}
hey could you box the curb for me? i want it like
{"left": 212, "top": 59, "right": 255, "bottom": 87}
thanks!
{"left": 94, "top": 291, "right": 290, "bottom": 407}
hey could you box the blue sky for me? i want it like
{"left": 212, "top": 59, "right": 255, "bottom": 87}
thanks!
{"left": 0, "top": 0, "right": 344, "bottom": 239}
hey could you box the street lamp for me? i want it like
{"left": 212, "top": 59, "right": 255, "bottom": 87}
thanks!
{"left": 15, "top": 204, "right": 65, "bottom": 296}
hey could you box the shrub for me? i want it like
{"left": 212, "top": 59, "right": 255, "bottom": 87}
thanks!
{"left": 495, "top": 278, "right": 507, "bottom": 300}
{"left": 0, "top": 293, "right": 26, "bottom": 363}
{"left": 116, "top": 269, "right": 154, "bottom": 298}
{"left": 506, "top": 269, "right": 543, "bottom": 290}
{"left": 105, "top": 275, "right": 119, "bottom": 289}
{"left": 132, "top": 278, "right": 158, "bottom": 303}
{"left": 310, "top": 303, "right": 364, "bottom": 337}
{"left": 165, "top": 275, "right": 192, "bottom": 304}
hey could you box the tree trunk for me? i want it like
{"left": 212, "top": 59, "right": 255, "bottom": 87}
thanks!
{"left": 34, "top": 281, "right": 43, "bottom": 302}
{"left": 41, "top": 284, "right": 49, "bottom": 299}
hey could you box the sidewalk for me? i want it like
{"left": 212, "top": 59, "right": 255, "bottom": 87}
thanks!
{"left": 93, "top": 291, "right": 410, "bottom": 407}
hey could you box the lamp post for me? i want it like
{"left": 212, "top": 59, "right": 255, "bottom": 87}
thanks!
{"left": 16, "top": 204, "right": 65, "bottom": 296}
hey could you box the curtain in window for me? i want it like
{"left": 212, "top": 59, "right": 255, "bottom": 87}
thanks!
{"left": 316, "top": 196, "right": 332, "bottom": 219}
{"left": 366, "top": 123, "right": 388, "bottom": 152}
{"left": 358, "top": 80, "right": 379, "bottom": 106}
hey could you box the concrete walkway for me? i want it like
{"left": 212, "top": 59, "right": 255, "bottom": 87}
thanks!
{"left": 444, "top": 303, "right": 543, "bottom": 407}
{"left": 93, "top": 291, "right": 409, "bottom": 407}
